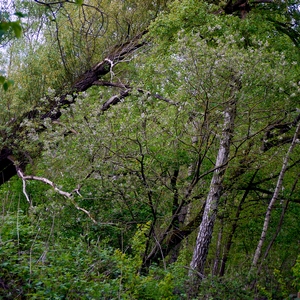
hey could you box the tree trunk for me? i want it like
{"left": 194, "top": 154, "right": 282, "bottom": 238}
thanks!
{"left": 252, "top": 121, "right": 300, "bottom": 268}
{"left": 188, "top": 77, "right": 239, "bottom": 296}
{"left": 258, "top": 175, "right": 299, "bottom": 274}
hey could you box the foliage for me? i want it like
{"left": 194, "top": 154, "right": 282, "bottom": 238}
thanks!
{"left": 197, "top": 274, "right": 254, "bottom": 300}
{"left": 0, "top": 74, "right": 14, "bottom": 91}
{"left": 0, "top": 10, "right": 24, "bottom": 90}
{"left": 0, "top": 12, "right": 23, "bottom": 40}
{"left": 1, "top": 0, "right": 300, "bottom": 298}
{"left": 292, "top": 255, "right": 300, "bottom": 291}
{"left": 0, "top": 209, "right": 188, "bottom": 299}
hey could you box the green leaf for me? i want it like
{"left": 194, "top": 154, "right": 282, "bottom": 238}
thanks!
{"left": 1, "top": 77, "right": 14, "bottom": 91}
{"left": 75, "top": 0, "right": 84, "bottom": 5}
{"left": 14, "top": 12, "right": 26, "bottom": 18}
{"left": 0, "top": 22, "right": 10, "bottom": 31}
{"left": 11, "top": 22, "right": 22, "bottom": 38}
{"left": 3, "top": 82, "right": 9, "bottom": 91}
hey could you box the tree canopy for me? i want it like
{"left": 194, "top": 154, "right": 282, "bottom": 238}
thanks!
{"left": 0, "top": 0, "right": 300, "bottom": 298}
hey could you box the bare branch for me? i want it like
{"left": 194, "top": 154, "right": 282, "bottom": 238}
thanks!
{"left": 23, "top": 174, "right": 72, "bottom": 198}
{"left": 100, "top": 86, "right": 178, "bottom": 111}
{"left": 7, "top": 156, "right": 97, "bottom": 224}
{"left": 70, "top": 199, "right": 96, "bottom": 223}
{"left": 101, "top": 90, "right": 130, "bottom": 111}
{"left": 21, "top": 177, "right": 31, "bottom": 206}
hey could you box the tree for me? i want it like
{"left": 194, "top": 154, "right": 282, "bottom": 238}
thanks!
{"left": 0, "top": 0, "right": 300, "bottom": 298}
{"left": 188, "top": 73, "right": 239, "bottom": 295}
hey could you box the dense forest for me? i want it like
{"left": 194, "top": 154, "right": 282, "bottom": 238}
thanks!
{"left": 0, "top": 0, "right": 300, "bottom": 299}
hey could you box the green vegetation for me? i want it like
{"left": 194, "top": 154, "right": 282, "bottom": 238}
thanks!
{"left": 0, "top": 0, "right": 300, "bottom": 298}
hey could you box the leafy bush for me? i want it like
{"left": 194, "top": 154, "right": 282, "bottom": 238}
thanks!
{"left": 0, "top": 212, "right": 187, "bottom": 299}
{"left": 292, "top": 255, "right": 300, "bottom": 292}
{"left": 197, "top": 274, "right": 254, "bottom": 300}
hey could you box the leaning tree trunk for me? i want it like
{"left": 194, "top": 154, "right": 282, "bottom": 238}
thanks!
{"left": 0, "top": 32, "right": 147, "bottom": 186}
{"left": 252, "top": 120, "right": 300, "bottom": 268}
{"left": 188, "top": 77, "right": 239, "bottom": 297}
{"left": 258, "top": 175, "right": 299, "bottom": 275}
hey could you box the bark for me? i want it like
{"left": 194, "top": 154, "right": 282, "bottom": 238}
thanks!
{"left": 73, "top": 32, "right": 147, "bottom": 92}
{"left": 189, "top": 101, "right": 236, "bottom": 273}
{"left": 188, "top": 77, "right": 239, "bottom": 297}
{"left": 252, "top": 121, "right": 300, "bottom": 268}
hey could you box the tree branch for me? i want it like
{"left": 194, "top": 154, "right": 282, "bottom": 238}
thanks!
{"left": 8, "top": 156, "right": 97, "bottom": 224}
{"left": 0, "top": 31, "right": 148, "bottom": 186}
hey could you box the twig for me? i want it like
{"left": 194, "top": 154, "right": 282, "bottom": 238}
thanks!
{"left": 21, "top": 177, "right": 31, "bottom": 206}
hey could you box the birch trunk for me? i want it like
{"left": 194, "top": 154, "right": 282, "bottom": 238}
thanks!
{"left": 252, "top": 121, "right": 300, "bottom": 268}
{"left": 189, "top": 79, "right": 238, "bottom": 292}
